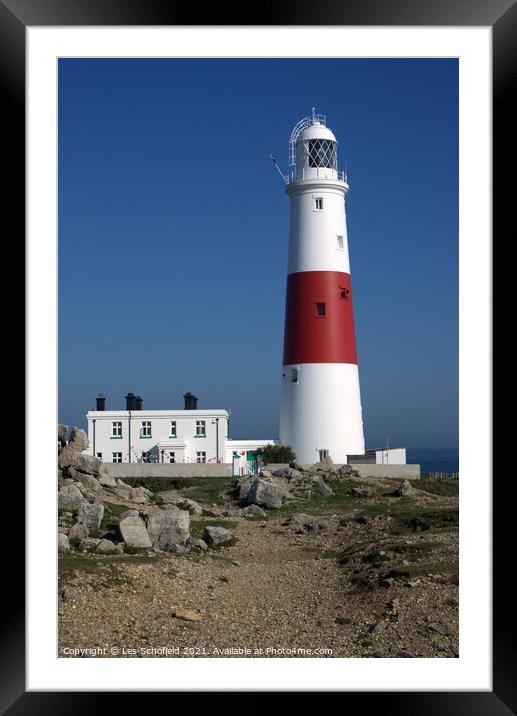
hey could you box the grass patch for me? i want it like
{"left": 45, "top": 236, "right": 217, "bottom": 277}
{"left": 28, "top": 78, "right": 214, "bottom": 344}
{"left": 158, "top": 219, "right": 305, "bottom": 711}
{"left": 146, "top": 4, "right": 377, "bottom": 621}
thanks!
{"left": 189, "top": 518, "right": 238, "bottom": 540}
{"left": 59, "top": 551, "right": 164, "bottom": 574}
{"left": 122, "top": 476, "right": 232, "bottom": 505}
{"left": 392, "top": 508, "right": 458, "bottom": 534}
{"left": 416, "top": 479, "right": 459, "bottom": 497}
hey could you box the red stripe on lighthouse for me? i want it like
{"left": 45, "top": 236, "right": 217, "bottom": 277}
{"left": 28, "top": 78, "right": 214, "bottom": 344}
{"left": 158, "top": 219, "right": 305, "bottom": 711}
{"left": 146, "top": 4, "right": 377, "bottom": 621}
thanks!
{"left": 283, "top": 271, "right": 358, "bottom": 365}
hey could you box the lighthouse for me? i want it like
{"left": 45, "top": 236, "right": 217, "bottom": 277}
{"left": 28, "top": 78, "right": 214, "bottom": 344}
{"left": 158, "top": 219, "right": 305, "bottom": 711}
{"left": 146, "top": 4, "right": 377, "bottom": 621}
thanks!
{"left": 279, "top": 110, "right": 365, "bottom": 464}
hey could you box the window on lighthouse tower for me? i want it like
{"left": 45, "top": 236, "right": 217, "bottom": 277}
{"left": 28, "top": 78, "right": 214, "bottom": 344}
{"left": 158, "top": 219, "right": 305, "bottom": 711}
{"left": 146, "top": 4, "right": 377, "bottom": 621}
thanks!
{"left": 315, "top": 302, "right": 326, "bottom": 317}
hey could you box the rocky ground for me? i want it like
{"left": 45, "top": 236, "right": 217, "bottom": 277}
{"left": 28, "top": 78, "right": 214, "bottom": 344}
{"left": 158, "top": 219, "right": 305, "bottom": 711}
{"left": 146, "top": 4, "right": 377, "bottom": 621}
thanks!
{"left": 57, "top": 431, "right": 459, "bottom": 659}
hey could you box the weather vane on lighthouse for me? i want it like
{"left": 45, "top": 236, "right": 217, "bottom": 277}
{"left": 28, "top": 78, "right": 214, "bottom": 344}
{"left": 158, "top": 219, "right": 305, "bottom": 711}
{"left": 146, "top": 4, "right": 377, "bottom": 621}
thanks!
{"left": 273, "top": 109, "right": 365, "bottom": 464}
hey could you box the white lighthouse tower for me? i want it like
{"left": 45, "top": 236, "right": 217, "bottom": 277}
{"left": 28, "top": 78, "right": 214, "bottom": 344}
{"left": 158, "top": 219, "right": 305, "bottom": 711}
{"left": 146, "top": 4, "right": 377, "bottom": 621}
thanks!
{"left": 279, "top": 110, "right": 365, "bottom": 464}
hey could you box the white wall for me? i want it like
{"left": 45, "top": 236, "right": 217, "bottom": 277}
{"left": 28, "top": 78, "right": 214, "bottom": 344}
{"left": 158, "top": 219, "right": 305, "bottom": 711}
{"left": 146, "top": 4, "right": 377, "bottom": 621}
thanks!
{"left": 375, "top": 448, "right": 407, "bottom": 465}
{"left": 280, "top": 363, "right": 365, "bottom": 464}
{"left": 86, "top": 410, "right": 228, "bottom": 464}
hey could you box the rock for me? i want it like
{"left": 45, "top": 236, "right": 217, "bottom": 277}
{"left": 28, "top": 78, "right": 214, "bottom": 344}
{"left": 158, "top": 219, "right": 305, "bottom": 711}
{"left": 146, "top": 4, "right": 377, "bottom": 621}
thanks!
{"left": 173, "top": 498, "right": 203, "bottom": 515}
{"left": 429, "top": 622, "right": 451, "bottom": 636}
{"left": 272, "top": 467, "right": 302, "bottom": 480}
{"left": 146, "top": 506, "right": 189, "bottom": 550}
{"left": 187, "top": 536, "right": 208, "bottom": 551}
{"left": 337, "top": 464, "right": 356, "bottom": 476}
{"left": 309, "top": 456, "right": 334, "bottom": 472}
{"left": 112, "top": 480, "right": 151, "bottom": 504}
{"left": 58, "top": 445, "right": 81, "bottom": 470}
{"left": 96, "top": 539, "right": 118, "bottom": 555}
{"left": 58, "top": 484, "right": 86, "bottom": 511}
{"left": 98, "top": 472, "right": 117, "bottom": 488}
{"left": 241, "top": 504, "right": 266, "bottom": 518}
{"left": 369, "top": 620, "right": 387, "bottom": 636}
{"left": 173, "top": 609, "right": 203, "bottom": 622}
{"left": 68, "top": 427, "right": 89, "bottom": 451}
{"left": 78, "top": 537, "right": 101, "bottom": 552}
{"left": 310, "top": 475, "right": 334, "bottom": 497}
{"left": 68, "top": 522, "right": 90, "bottom": 540}
{"left": 289, "top": 513, "right": 328, "bottom": 533}
{"left": 339, "top": 517, "right": 352, "bottom": 527}
{"left": 259, "top": 469, "right": 272, "bottom": 478}
{"left": 307, "top": 519, "right": 329, "bottom": 533}
{"left": 350, "top": 486, "right": 373, "bottom": 498}
{"left": 58, "top": 424, "right": 68, "bottom": 448}
{"left": 77, "top": 501, "right": 104, "bottom": 530}
{"left": 235, "top": 478, "right": 252, "bottom": 502}
{"left": 203, "top": 526, "right": 233, "bottom": 547}
{"left": 58, "top": 533, "right": 70, "bottom": 552}
{"left": 394, "top": 480, "right": 417, "bottom": 497}
{"left": 247, "top": 478, "right": 283, "bottom": 509}
{"left": 70, "top": 453, "right": 101, "bottom": 476}
{"left": 119, "top": 510, "right": 152, "bottom": 551}
{"left": 75, "top": 473, "right": 101, "bottom": 491}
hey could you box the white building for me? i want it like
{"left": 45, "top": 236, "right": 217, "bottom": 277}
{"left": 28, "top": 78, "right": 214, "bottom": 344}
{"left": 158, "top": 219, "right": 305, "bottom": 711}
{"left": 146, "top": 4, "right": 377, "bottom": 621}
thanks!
{"left": 86, "top": 392, "right": 275, "bottom": 466}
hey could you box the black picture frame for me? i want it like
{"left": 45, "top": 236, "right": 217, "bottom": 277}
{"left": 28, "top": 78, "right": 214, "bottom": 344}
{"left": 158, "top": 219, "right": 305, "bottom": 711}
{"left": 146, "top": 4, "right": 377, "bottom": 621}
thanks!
{"left": 7, "top": 0, "right": 507, "bottom": 708}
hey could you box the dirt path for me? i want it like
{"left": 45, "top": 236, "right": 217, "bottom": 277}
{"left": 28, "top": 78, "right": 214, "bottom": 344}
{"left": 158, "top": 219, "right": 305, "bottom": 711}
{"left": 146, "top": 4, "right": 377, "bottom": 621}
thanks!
{"left": 59, "top": 499, "right": 459, "bottom": 658}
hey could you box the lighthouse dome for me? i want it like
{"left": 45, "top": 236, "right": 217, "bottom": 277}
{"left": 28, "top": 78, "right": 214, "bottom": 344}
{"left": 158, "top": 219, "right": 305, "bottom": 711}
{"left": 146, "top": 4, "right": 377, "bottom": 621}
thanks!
{"left": 296, "top": 122, "right": 337, "bottom": 144}
{"left": 289, "top": 113, "right": 340, "bottom": 182}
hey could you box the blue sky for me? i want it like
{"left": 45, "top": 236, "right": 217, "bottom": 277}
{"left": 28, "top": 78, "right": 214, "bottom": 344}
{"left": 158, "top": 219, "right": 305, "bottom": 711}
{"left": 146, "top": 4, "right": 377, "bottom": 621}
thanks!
{"left": 58, "top": 58, "right": 458, "bottom": 449}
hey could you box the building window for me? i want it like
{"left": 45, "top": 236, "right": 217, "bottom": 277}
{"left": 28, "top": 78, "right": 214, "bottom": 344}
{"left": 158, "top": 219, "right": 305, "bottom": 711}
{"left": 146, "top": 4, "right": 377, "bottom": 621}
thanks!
{"left": 170, "top": 420, "right": 177, "bottom": 437}
{"left": 195, "top": 420, "right": 206, "bottom": 437}
{"left": 112, "top": 421, "right": 122, "bottom": 437}
{"left": 291, "top": 368, "right": 299, "bottom": 383}
{"left": 319, "top": 449, "right": 329, "bottom": 461}
{"left": 340, "top": 286, "right": 350, "bottom": 300}
{"left": 337, "top": 235, "right": 344, "bottom": 250}
{"left": 309, "top": 139, "right": 337, "bottom": 169}
{"left": 315, "top": 302, "right": 326, "bottom": 317}
{"left": 96, "top": 452, "right": 102, "bottom": 460}
{"left": 112, "top": 452, "right": 122, "bottom": 463}
{"left": 141, "top": 421, "right": 152, "bottom": 437}
{"left": 169, "top": 451, "right": 176, "bottom": 463}
{"left": 314, "top": 197, "right": 323, "bottom": 211}
{"left": 196, "top": 451, "right": 207, "bottom": 463}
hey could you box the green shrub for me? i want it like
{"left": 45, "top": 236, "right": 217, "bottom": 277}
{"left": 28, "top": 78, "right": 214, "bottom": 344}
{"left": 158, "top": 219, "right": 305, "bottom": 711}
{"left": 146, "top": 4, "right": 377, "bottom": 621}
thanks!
{"left": 256, "top": 444, "right": 296, "bottom": 465}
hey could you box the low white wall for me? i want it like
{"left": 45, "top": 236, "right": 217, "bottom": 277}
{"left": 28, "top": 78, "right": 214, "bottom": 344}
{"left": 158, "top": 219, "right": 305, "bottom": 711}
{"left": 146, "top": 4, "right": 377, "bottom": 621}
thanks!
{"left": 100, "top": 463, "right": 232, "bottom": 478}
{"left": 265, "top": 463, "right": 420, "bottom": 479}
{"left": 351, "top": 464, "right": 420, "bottom": 479}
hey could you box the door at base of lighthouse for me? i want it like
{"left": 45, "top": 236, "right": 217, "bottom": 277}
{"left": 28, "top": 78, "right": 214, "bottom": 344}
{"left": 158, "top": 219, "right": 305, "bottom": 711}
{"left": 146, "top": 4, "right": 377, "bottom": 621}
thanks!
{"left": 319, "top": 449, "right": 329, "bottom": 461}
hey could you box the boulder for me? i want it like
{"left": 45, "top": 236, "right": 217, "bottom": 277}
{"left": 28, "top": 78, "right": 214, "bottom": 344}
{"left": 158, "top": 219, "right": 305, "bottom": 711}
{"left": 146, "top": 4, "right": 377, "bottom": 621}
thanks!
{"left": 58, "top": 424, "right": 68, "bottom": 448}
{"left": 78, "top": 537, "right": 102, "bottom": 552}
{"left": 58, "top": 445, "right": 81, "bottom": 470}
{"left": 119, "top": 510, "right": 152, "bottom": 551}
{"left": 69, "top": 521, "right": 90, "bottom": 540}
{"left": 96, "top": 539, "right": 118, "bottom": 555}
{"left": 113, "top": 480, "right": 150, "bottom": 504}
{"left": 70, "top": 453, "right": 101, "bottom": 476}
{"left": 309, "top": 456, "right": 334, "bottom": 472}
{"left": 259, "top": 468, "right": 272, "bottom": 478}
{"left": 241, "top": 504, "right": 266, "bottom": 518}
{"left": 98, "top": 472, "right": 117, "bottom": 488}
{"left": 235, "top": 478, "right": 252, "bottom": 502}
{"left": 247, "top": 478, "right": 283, "bottom": 509}
{"left": 58, "top": 533, "right": 70, "bottom": 552}
{"left": 146, "top": 506, "right": 189, "bottom": 550}
{"left": 310, "top": 475, "right": 334, "bottom": 497}
{"left": 77, "top": 501, "right": 104, "bottom": 530}
{"left": 187, "top": 536, "right": 208, "bottom": 551}
{"left": 68, "top": 427, "right": 89, "bottom": 451}
{"left": 173, "top": 499, "right": 203, "bottom": 515}
{"left": 350, "top": 486, "right": 373, "bottom": 498}
{"left": 288, "top": 513, "right": 328, "bottom": 533}
{"left": 272, "top": 467, "right": 302, "bottom": 481}
{"left": 394, "top": 480, "right": 417, "bottom": 497}
{"left": 75, "top": 473, "right": 101, "bottom": 491}
{"left": 58, "top": 484, "right": 86, "bottom": 511}
{"left": 203, "top": 526, "right": 234, "bottom": 547}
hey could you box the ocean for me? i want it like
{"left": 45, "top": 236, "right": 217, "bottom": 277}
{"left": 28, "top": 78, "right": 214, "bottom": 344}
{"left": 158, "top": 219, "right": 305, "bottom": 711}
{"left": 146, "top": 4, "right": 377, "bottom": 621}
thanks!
{"left": 406, "top": 448, "right": 459, "bottom": 476}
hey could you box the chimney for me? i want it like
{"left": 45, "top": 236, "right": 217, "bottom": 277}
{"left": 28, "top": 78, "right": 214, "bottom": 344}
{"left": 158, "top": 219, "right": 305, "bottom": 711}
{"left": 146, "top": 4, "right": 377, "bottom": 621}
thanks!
{"left": 125, "top": 392, "right": 136, "bottom": 410}
{"left": 183, "top": 392, "right": 198, "bottom": 410}
{"left": 135, "top": 396, "right": 143, "bottom": 410}
{"left": 96, "top": 394, "right": 106, "bottom": 411}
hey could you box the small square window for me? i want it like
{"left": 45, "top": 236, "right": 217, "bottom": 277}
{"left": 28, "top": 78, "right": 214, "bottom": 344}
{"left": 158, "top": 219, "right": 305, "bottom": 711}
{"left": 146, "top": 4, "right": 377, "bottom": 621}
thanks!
{"left": 315, "top": 198, "right": 323, "bottom": 211}
{"left": 315, "top": 302, "right": 326, "bottom": 317}
{"left": 337, "top": 235, "right": 344, "bottom": 250}
{"left": 169, "top": 451, "right": 175, "bottom": 463}
{"left": 112, "top": 421, "right": 122, "bottom": 437}
{"left": 112, "top": 452, "right": 122, "bottom": 463}
{"left": 196, "top": 451, "right": 206, "bottom": 463}
{"left": 141, "top": 421, "right": 152, "bottom": 437}
{"left": 340, "top": 287, "right": 350, "bottom": 300}
{"left": 291, "top": 368, "right": 299, "bottom": 383}
{"left": 96, "top": 452, "right": 102, "bottom": 460}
